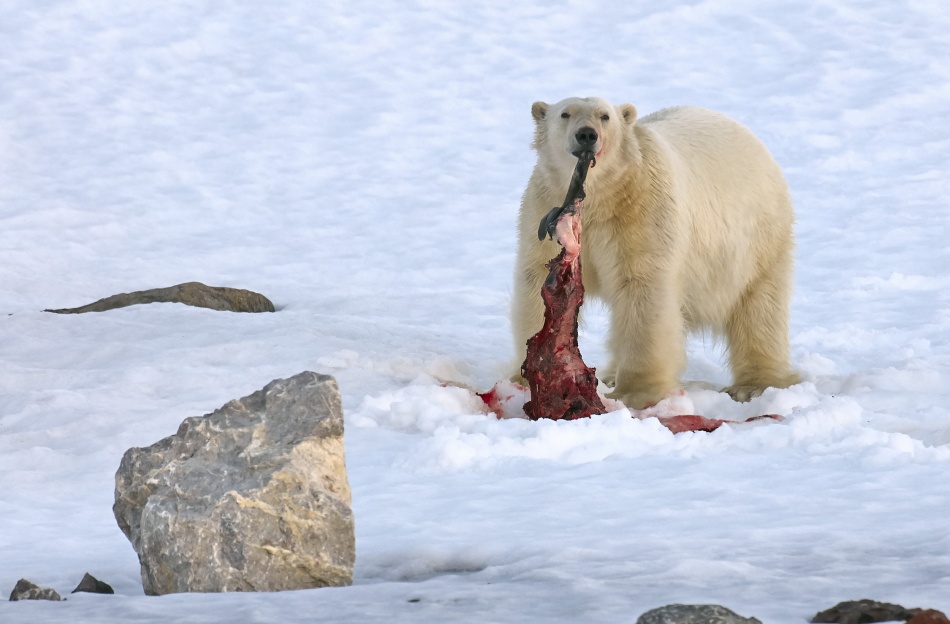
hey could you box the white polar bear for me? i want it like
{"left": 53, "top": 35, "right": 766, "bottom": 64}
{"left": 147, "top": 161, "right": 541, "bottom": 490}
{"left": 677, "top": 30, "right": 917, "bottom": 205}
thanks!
{"left": 511, "top": 96, "right": 800, "bottom": 409}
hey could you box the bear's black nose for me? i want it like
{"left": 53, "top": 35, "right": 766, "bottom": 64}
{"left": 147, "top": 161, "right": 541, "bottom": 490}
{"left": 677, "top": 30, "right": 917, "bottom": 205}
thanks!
{"left": 575, "top": 127, "right": 598, "bottom": 149}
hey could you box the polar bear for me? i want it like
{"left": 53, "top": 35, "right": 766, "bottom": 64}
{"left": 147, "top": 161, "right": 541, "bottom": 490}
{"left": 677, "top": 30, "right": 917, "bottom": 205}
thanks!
{"left": 511, "top": 97, "right": 800, "bottom": 409}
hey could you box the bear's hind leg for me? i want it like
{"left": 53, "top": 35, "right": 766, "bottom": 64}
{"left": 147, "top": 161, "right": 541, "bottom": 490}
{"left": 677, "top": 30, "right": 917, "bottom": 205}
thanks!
{"left": 723, "top": 263, "right": 800, "bottom": 402}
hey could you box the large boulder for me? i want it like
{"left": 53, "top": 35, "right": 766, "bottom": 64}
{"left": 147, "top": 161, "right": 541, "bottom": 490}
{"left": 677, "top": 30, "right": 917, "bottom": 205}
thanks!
{"left": 113, "top": 371, "right": 354, "bottom": 595}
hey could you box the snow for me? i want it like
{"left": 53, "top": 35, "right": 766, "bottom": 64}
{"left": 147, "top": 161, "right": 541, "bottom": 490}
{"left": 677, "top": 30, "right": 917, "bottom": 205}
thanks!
{"left": 1, "top": 0, "right": 949, "bottom": 622}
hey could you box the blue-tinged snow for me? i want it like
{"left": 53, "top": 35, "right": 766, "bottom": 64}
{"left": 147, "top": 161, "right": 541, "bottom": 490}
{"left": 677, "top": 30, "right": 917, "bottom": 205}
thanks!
{"left": 1, "top": 1, "right": 948, "bottom": 622}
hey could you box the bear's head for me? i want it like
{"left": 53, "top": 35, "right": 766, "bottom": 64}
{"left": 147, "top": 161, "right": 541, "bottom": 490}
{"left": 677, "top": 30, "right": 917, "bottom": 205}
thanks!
{"left": 530, "top": 97, "right": 638, "bottom": 181}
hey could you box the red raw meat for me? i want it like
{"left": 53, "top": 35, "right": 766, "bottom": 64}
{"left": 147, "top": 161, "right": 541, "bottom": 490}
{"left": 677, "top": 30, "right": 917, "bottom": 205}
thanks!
{"left": 521, "top": 203, "right": 606, "bottom": 421}
{"left": 655, "top": 413, "right": 782, "bottom": 434}
{"left": 657, "top": 414, "right": 785, "bottom": 433}
{"left": 656, "top": 414, "right": 729, "bottom": 434}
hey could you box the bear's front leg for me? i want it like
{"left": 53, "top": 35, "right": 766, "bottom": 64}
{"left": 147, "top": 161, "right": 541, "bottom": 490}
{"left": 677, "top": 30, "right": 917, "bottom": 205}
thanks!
{"left": 508, "top": 249, "right": 557, "bottom": 382}
{"left": 604, "top": 282, "right": 686, "bottom": 410}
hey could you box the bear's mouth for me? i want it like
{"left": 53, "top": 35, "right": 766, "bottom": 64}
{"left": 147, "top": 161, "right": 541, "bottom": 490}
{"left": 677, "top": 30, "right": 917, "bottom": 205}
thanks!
{"left": 571, "top": 148, "right": 597, "bottom": 167}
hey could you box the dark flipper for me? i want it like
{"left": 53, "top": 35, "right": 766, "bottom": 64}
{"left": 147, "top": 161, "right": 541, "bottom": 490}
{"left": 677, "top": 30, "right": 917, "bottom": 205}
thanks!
{"left": 537, "top": 151, "right": 595, "bottom": 241}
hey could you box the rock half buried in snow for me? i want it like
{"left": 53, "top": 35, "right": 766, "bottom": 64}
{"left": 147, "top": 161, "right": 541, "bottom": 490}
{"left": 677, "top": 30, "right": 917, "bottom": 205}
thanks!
{"left": 9, "top": 579, "right": 62, "bottom": 601}
{"left": 908, "top": 610, "right": 950, "bottom": 624}
{"left": 45, "top": 281, "right": 275, "bottom": 314}
{"left": 113, "top": 371, "right": 354, "bottom": 595}
{"left": 811, "top": 599, "right": 921, "bottom": 623}
{"left": 637, "top": 604, "right": 762, "bottom": 624}
{"left": 71, "top": 572, "right": 114, "bottom": 595}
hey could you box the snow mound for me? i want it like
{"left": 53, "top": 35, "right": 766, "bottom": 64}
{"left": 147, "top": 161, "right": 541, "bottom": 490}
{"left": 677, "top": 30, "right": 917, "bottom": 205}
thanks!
{"left": 347, "top": 378, "right": 950, "bottom": 472}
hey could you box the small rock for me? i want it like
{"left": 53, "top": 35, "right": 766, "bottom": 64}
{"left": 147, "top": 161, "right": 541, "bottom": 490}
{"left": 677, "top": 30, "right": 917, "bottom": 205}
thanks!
{"left": 908, "top": 610, "right": 950, "bottom": 624}
{"left": 636, "top": 604, "right": 762, "bottom": 624}
{"left": 811, "top": 599, "right": 921, "bottom": 623}
{"left": 45, "top": 281, "right": 275, "bottom": 314}
{"left": 113, "top": 371, "right": 355, "bottom": 595}
{"left": 71, "top": 573, "right": 114, "bottom": 594}
{"left": 9, "top": 579, "right": 62, "bottom": 601}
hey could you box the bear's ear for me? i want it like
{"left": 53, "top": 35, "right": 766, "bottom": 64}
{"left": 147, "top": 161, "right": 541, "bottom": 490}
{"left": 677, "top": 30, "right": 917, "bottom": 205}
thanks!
{"left": 531, "top": 101, "right": 549, "bottom": 123}
{"left": 620, "top": 103, "right": 637, "bottom": 124}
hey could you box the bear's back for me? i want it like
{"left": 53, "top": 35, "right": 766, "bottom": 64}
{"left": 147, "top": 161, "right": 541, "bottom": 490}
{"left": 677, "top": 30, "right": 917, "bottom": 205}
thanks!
{"left": 635, "top": 105, "right": 794, "bottom": 326}
{"left": 639, "top": 105, "right": 773, "bottom": 163}
{"left": 637, "top": 105, "right": 789, "bottom": 218}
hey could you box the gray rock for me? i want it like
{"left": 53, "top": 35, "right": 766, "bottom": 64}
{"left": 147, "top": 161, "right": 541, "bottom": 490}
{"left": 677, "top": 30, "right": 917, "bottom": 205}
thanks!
{"left": 9, "top": 579, "right": 62, "bottom": 601}
{"left": 45, "top": 281, "right": 275, "bottom": 314}
{"left": 637, "top": 604, "right": 762, "bottom": 624}
{"left": 113, "top": 371, "right": 354, "bottom": 595}
{"left": 811, "top": 599, "right": 921, "bottom": 623}
{"left": 71, "top": 572, "right": 114, "bottom": 595}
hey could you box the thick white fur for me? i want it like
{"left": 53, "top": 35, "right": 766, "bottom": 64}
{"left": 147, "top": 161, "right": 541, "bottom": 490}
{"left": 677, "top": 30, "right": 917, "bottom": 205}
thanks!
{"left": 511, "top": 96, "right": 800, "bottom": 408}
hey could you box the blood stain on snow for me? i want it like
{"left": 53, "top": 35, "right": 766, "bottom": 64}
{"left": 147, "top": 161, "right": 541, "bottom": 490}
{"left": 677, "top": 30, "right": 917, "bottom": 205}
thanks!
{"left": 473, "top": 381, "right": 783, "bottom": 433}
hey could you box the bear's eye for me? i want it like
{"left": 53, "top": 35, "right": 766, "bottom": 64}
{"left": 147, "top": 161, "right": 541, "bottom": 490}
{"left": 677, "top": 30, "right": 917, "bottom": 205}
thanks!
{"left": 601, "top": 114, "right": 610, "bottom": 121}
{"left": 560, "top": 112, "right": 570, "bottom": 119}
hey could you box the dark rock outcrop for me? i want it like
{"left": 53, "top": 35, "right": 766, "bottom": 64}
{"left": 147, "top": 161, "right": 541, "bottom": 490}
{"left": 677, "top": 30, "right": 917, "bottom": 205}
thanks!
{"left": 71, "top": 572, "right": 114, "bottom": 594}
{"left": 908, "top": 610, "right": 950, "bottom": 624}
{"left": 9, "top": 579, "right": 61, "bottom": 601}
{"left": 637, "top": 604, "right": 762, "bottom": 624}
{"left": 46, "top": 281, "right": 275, "bottom": 314}
{"left": 811, "top": 599, "right": 922, "bottom": 623}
